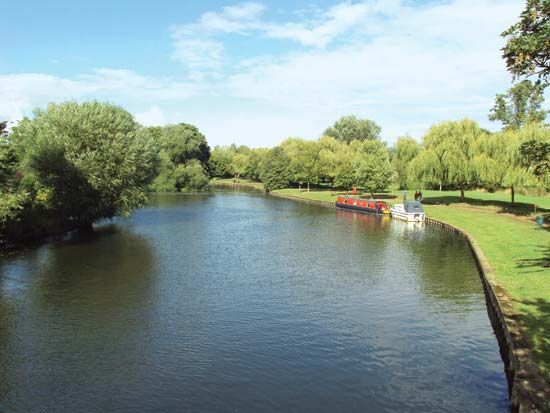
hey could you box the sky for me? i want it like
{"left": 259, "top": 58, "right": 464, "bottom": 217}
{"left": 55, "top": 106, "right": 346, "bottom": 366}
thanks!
{"left": 1, "top": 0, "right": 525, "bottom": 147}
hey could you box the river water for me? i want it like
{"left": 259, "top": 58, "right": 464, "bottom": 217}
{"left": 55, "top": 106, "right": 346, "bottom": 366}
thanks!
{"left": 0, "top": 191, "right": 508, "bottom": 412}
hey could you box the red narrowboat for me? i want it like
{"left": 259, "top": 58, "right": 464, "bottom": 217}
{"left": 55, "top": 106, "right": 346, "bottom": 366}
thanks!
{"left": 335, "top": 196, "right": 391, "bottom": 215}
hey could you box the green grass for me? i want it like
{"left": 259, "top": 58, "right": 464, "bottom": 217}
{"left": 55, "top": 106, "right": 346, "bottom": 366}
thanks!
{"left": 210, "top": 178, "right": 264, "bottom": 191}
{"left": 271, "top": 187, "right": 550, "bottom": 380}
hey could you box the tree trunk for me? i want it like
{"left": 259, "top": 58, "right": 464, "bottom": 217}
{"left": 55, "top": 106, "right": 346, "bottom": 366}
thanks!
{"left": 307, "top": 182, "right": 310, "bottom": 192}
{"left": 439, "top": 182, "right": 442, "bottom": 191}
{"left": 370, "top": 191, "right": 375, "bottom": 199}
{"left": 460, "top": 184, "right": 465, "bottom": 201}
{"left": 511, "top": 185, "right": 515, "bottom": 205}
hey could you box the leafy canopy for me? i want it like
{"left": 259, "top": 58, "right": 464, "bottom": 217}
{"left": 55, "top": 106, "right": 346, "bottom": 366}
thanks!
{"left": 489, "top": 79, "right": 547, "bottom": 128}
{"left": 502, "top": 0, "right": 550, "bottom": 82}
{"left": 10, "top": 101, "right": 159, "bottom": 225}
{"left": 323, "top": 115, "right": 381, "bottom": 143}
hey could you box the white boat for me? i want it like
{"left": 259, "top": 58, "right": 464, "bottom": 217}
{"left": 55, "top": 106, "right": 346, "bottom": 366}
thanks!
{"left": 390, "top": 201, "right": 426, "bottom": 222}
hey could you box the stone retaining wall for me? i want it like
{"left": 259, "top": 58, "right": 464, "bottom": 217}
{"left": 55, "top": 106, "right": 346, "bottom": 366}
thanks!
{"left": 425, "top": 217, "right": 549, "bottom": 413}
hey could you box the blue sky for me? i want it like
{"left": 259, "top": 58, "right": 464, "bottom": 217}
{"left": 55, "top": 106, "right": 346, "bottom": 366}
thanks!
{"left": 2, "top": 0, "right": 524, "bottom": 147}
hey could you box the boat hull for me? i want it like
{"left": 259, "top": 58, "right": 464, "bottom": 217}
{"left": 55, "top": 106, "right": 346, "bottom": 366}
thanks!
{"left": 336, "top": 202, "right": 389, "bottom": 215}
{"left": 390, "top": 209, "right": 425, "bottom": 222}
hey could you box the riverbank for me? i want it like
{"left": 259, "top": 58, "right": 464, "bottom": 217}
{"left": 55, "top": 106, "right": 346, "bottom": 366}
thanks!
{"left": 212, "top": 179, "right": 550, "bottom": 408}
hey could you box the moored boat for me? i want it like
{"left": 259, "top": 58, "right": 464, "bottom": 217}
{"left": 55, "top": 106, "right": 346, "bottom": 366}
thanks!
{"left": 335, "top": 196, "right": 391, "bottom": 215}
{"left": 390, "top": 201, "right": 426, "bottom": 222}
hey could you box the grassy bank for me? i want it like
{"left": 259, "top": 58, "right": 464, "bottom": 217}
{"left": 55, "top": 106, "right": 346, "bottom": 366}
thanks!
{"left": 269, "top": 187, "right": 550, "bottom": 381}
{"left": 210, "top": 178, "right": 265, "bottom": 191}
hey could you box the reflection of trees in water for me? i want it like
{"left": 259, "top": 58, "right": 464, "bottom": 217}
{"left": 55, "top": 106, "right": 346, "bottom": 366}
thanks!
{"left": 0, "top": 298, "right": 13, "bottom": 405}
{"left": 0, "top": 224, "right": 158, "bottom": 410}
{"left": 401, "top": 227, "right": 483, "bottom": 307}
{"left": 148, "top": 192, "right": 211, "bottom": 208}
{"left": 35, "top": 224, "right": 156, "bottom": 315}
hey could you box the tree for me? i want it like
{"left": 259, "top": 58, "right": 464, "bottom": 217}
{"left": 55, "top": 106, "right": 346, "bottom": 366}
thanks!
{"left": 149, "top": 123, "right": 211, "bottom": 191}
{"left": 260, "top": 147, "right": 292, "bottom": 191}
{"left": 155, "top": 123, "right": 210, "bottom": 169}
{"left": 323, "top": 115, "right": 381, "bottom": 143}
{"left": 502, "top": 0, "right": 550, "bottom": 83}
{"left": 489, "top": 80, "right": 547, "bottom": 128}
{"left": 209, "top": 146, "right": 233, "bottom": 177}
{"left": 10, "top": 101, "right": 159, "bottom": 227}
{"left": 391, "top": 137, "right": 420, "bottom": 189}
{"left": 281, "top": 138, "right": 320, "bottom": 190}
{"left": 243, "top": 148, "right": 267, "bottom": 181}
{"left": 354, "top": 140, "right": 394, "bottom": 197}
{"left": 409, "top": 119, "right": 482, "bottom": 200}
{"left": 518, "top": 124, "right": 550, "bottom": 189}
{"left": 474, "top": 130, "right": 534, "bottom": 204}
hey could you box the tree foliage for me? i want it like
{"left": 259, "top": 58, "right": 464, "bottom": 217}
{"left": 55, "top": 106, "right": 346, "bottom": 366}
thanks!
{"left": 502, "top": 0, "right": 550, "bottom": 82}
{"left": 260, "top": 147, "right": 292, "bottom": 191}
{"left": 354, "top": 140, "right": 394, "bottom": 196}
{"left": 391, "top": 137, "right": 420, "bottom": 189}
{"left": 149, "top": 123, "right": 210, "bottom": 192}
{"left": 409, "top": 119, "right": 483, "bottom": 198}
{"left": 489, "top": 80, "right": 547, "bottom": 128}
{"left": 10, "top": 102, "right": 159, "bottom": 226}
{"left": 323, "top": 115, "right": 381, "bottom": 143}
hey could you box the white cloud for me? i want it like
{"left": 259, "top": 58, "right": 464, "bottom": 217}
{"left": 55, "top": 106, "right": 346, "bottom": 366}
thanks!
{"left": 0, "top": 0, "right": 527, "bottom": 147}
{"left": 135, "top": 106, "right": 167, "bottom": 126}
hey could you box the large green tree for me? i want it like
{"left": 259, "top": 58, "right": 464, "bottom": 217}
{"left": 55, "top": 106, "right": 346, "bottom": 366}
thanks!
{"left": 149, "top": 123, "right": 210, "bottom": 191}
{"left": 323, "top": 115, "right": 381, "bottom": 143}
{"left": 409, "top": 119, "right": 482, "bottom": 200}
{"left": 353, "top": 140, "right": 394, "bottom": 197}
{"left": 391, "top": 137, "right": 420, "bottom": 189}
{"left": 260, "top": 147, "right": 292, "bottom": 191}
{"left": 502, "top": 0, "right": 550, "bottom": 83}
{"left": 489, "top": 80, "right": 547, "bottom": 128}
{"left": 10, "top": 101, "right": 159, "bottom": 227}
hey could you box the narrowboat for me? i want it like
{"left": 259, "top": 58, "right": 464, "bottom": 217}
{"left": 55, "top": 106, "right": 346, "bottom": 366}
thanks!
{"left": 335, "top": 196, "right": 391, "bottom": 215}
{"left": 390, "top": 201, "right": 426, "bottom": 222}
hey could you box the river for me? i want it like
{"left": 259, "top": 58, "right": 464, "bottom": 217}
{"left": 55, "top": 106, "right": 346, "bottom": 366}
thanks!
{"left": 0, "top": 191, "right": 508, "bottom": 412}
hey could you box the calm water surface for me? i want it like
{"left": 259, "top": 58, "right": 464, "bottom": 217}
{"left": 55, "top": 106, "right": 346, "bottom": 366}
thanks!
{"left": 0, "top": 191, "right": 508, "bottom": 412}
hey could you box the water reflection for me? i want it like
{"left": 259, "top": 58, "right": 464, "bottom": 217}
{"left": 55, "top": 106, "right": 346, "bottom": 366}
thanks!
{"left": 0, "top": 193, "right": 508, "bottom": 412}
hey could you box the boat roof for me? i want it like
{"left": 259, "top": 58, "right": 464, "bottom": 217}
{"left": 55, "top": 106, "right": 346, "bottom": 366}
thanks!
{"left": 404, "top": 201, "right": 424, "bottom": 213}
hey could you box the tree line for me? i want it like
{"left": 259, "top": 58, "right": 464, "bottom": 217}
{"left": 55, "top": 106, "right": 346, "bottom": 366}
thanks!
{"left": 210, "top": 116, "right": 550, "bottom": 203}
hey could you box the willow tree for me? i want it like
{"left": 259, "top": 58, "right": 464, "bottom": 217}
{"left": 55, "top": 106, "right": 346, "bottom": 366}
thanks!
{"left": 409, "top": 119, "right": 483, "bottom": 200}
{"left": 474, "top": 131, "right": 533, "bottom": 204}
{"left": 391, "top": 136, "right": 420, "bottom": 189}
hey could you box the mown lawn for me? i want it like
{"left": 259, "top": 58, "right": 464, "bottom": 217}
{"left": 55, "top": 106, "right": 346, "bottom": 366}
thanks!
{"left": 272, "top": 187, "right": 550, "bottom": 381}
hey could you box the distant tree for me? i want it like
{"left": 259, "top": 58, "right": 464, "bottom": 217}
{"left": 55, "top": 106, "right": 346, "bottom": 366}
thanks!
{"left": 520, "top": 140, "right": 550, "bottom": 179}
{"left": 323, "top": 115, "right": 381, "bottom": 143}
{"left": 173, "top": 159, "right": 210, "bottom": 191}
{"left": 10, "top": 101, "right": 159, "bottom": 227}
{"left": 391, "top": 137, "right": 420, "bottom": 189}
{"left": 474, "top": 131, "right": 534, "bottom": 204}
{"left": 243, "top": 148, "right": 267, "bottom": 181}
{"left": 231, "top": 153, "right": 249, "bottom": 180}
{"left": 281, "top": 138, "right": 320, "bottom": 189}
{"left": 209, "top": 146, "right": 233, "bottom": 178}
{"left": 149, "top": 123, "right": 210, "bottom": 191}
{"left": 489, "top": 80, "right": 547, "bottom": 128}
{"left": 502, "top": 0, "right": 550, "bottom": 83}
{"left": 260, "top": 147, "right": 292, "bottom": 191}
{"left": 409, "top": 119, "right": 482, "bottom": 200}
{"left": 156, "top": 123, "right": 210, "bottom": 169}
{"left": 354, "top": 140, "right": 394, "bottom": 197}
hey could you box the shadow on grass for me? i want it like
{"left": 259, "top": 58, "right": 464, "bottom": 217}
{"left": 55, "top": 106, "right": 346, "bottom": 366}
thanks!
{"left": 516, "top": 243, "right": 550, "bottom": 272}
{"left": 422, "top": 195, "right": 549, "bottom": 216}
{"left": 514, "top": 297, "right": 550, "bottom": 378}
